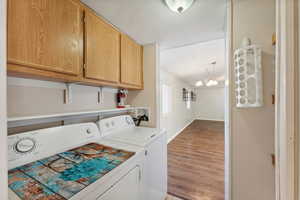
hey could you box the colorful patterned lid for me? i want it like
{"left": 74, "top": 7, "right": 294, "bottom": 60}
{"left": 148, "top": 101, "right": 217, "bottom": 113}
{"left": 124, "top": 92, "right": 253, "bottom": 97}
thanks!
{"left": 8, "top": 143, "right": 134, "bottom": 200}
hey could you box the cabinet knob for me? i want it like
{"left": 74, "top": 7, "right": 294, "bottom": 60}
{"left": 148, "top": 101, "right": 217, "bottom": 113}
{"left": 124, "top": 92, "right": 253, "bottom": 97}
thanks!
{"left": 15, "top": 138, "right": 35, "bottom": 153}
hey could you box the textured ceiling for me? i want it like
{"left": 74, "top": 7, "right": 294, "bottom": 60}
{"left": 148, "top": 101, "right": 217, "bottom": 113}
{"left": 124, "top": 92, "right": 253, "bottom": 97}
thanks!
{"left": 81, "top": 0, "right": 227, "bottom": 49}
{"left": 160, "top": 39, "right": 226, "bottom": 86}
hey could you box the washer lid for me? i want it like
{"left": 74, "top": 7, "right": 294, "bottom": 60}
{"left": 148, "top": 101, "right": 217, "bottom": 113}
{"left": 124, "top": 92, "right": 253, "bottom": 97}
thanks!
{"left": 104, "top": 127, "right": 161, "bottom": 147}
{"left": 8, "top": 143, "right": 135, "bottom": 200}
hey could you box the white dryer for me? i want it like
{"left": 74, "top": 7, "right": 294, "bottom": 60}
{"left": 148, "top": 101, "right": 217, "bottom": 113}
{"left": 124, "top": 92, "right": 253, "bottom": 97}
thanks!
{"left": 97, "top": 115, "right": 168, "bottom": 200}
{"left": 7, "top": 123, "right": 145, "bottom": 200}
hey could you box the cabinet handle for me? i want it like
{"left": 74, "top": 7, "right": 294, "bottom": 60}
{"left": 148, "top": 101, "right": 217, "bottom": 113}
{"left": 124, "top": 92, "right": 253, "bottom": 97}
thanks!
{"left": 145, "top": 150, "right": 148, "bottom": 156}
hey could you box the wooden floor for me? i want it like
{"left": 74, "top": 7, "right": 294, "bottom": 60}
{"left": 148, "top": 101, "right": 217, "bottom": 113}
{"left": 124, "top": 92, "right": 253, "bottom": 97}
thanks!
{"left": 166, "top": 194, "right": 184, "bottom": 200}
{"left": 168, "top": 120, "right": 224, "bottom": 200}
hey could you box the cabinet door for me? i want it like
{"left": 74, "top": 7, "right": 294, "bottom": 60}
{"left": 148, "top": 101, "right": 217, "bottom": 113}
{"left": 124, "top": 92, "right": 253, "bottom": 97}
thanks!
{"left": 8, "top": 0, "right": 81, "bottom": 75}
{"left": 85, "top": 11, "right": 120, "bottom": 83}
{"left": 121, "top": 35, "right": 143, "bottom": 87}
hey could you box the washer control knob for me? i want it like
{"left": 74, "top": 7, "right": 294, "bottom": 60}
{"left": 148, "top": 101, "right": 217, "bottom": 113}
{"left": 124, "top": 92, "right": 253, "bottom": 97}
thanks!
{"left": 86, "top": 128, "right": 92, "bottom": 134}
{"left": 126, "top": 117, "right": 132, "bottom": 125}
{"left": 15, "top": 138, "right": 35, "bottom": 153}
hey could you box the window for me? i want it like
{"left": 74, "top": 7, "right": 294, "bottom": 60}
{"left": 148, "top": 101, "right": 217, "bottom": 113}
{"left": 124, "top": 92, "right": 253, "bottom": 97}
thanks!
{"left": 187, "top": 99, "right": 191, "bottom": 109}
{"left": 186, "top": 90, "right": 191, "bottom": 109}
{"left": 162, "top": 84, "right": 171, "bottom": 115}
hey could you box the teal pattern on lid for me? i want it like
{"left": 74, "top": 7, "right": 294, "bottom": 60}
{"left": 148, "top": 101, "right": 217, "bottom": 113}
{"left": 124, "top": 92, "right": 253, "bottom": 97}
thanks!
{"left": 8, "top": 143, "right": 135, "bottom": 200}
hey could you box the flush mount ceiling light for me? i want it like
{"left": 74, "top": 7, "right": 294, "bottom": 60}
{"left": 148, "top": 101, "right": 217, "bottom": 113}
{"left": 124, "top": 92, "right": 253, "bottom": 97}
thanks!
{"left": 164, "top": 0, "right": 195, "bottom": 13}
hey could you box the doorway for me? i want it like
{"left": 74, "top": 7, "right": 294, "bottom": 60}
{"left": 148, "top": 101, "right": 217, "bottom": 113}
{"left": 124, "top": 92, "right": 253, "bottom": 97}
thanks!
{"left": 159, "top": 38, "right": 227, "bottom": 200}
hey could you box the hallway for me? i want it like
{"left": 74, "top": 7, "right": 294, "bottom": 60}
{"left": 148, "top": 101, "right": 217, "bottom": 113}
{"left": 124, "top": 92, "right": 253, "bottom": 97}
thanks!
{"left": 168, "top": 120, "right": 224, "bottom": 200}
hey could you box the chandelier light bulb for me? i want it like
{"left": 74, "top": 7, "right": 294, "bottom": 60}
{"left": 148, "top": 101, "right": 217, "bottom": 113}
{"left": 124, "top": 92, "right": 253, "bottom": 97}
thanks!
{"left": 206, "top": 80, "right": 218, "bottom": 87}
{"left": 195, "top": 81, "right": 203, "bottom": 87}
{"left": 206, "top": 80, "right": 214, "bottom": 87}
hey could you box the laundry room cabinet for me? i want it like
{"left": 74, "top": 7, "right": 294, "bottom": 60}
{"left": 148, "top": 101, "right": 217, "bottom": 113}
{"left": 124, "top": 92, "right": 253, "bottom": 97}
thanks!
{"left": 7, "top": 0, "right": 144, "bottom": 90}
{"left": 7, "top": 0, "right": 82, "bottom": 77}
{"left": 84, "top": 11, "right": 120, "bottom": 84}
{"left": 121, "top": 34, "right": 144, "bottom": 89}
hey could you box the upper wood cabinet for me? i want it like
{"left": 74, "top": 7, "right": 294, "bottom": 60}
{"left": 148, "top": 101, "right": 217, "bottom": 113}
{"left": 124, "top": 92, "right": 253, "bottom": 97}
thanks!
{"left": 84, "top": 11, "right": 120, "bottom": 83}
{"left": 7, "top": 0, "right": 144, "bottom": 90}
{"left": 7, "top": 0, "right": 82, "bottom": 76}
{"left": 121, "top": 35, "right": 143, "bottom": 88}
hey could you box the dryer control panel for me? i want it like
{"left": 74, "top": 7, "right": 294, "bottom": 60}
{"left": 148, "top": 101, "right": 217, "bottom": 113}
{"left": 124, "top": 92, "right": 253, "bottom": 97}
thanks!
{"left": 98, "top": 115, "right": 135, "bottom": 136}
{"left": 8, "top": 123, "right": 100, "bottom": 170}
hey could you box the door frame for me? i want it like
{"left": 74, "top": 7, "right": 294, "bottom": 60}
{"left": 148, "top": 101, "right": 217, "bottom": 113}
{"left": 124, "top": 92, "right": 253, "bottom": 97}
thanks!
{"left": 0, "top": 0, "right": 8, "bottom": 199}
{"left": 275, "top": 0, "right": 299, "bottom": 199}
{"left": 224, "top": 1, "right": 233, "bottom": 200}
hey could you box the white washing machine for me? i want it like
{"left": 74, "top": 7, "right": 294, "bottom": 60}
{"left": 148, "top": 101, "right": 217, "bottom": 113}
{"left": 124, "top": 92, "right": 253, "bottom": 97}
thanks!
{"left": 7, "top": 123, "right": 145, "bottom": 200}
{"left": 97, "top": 115, "right": 168, "bottom": 200}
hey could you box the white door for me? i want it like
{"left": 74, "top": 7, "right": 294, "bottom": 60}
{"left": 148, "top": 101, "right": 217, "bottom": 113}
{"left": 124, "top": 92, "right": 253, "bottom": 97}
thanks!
{"left": 97, "top": 167, "right": 141, "bottom": 200}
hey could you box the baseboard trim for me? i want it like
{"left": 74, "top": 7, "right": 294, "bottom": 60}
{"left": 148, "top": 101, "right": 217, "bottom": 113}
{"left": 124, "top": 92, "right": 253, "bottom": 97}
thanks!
{"left": 196, "top": 118, "right": 225, "bottom": 122}
{"left": 167, "top": 120, "right": 194, "bottom": 144}
{"left": 166, "top": 118, "right": 224, "bottom": 143}
{"left": 167, "top": 193, "right": 189, "bottom": 200}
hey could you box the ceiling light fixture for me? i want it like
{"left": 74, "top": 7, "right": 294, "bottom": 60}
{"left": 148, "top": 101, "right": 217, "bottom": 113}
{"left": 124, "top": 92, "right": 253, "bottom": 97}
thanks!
{"left": 206, "top": 80, "right": 219, "bottom": 87}
{"left": 164, "top": 0, "right": 195, "bottom": 13}
{"left": 195, "top": 80, "right": 203, "bottom": 87}
{"left": 205, "top": 61, "right": 219, "bottom": 87}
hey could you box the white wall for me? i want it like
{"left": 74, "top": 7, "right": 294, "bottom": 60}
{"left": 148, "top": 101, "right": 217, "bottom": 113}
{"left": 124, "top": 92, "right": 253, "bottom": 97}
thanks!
{"left": 194, "top": 87, "right": 225, "bottom": 121}
{"left": 231, "top": 0, "right": 275, "bottom": 200}
{"left": 160, "top": 69, "right": 194, "bottom": 142}
{"left": 7, "top": 78, "right": 118, "bottom": 118}
{"left": 127, "top": 44, "right": 159, "bottom": 128}
{"left": 0, "top": 0, "right": 7, "bottom": 199}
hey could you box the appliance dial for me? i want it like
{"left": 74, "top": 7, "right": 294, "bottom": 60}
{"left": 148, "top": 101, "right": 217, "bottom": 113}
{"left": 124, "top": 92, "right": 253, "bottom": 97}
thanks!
{"left": 86, "top": 128, "right": 92, "bottom": 134}
{"left": 126, "top": 117, "right": 132, "bottom": 125}
{"left": 15, "top": 138, "right": 36, "bottom": 153}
